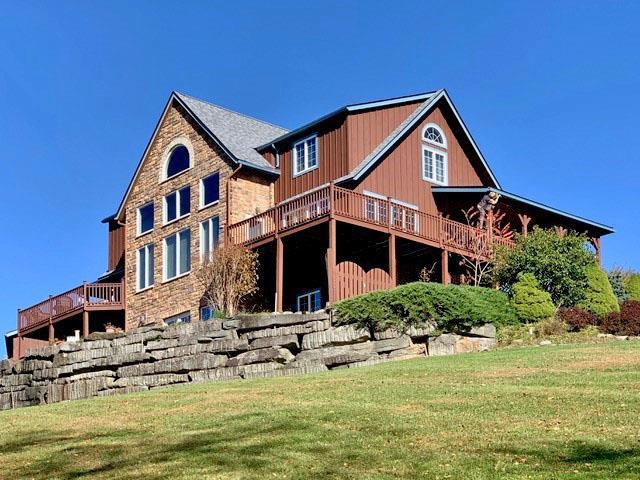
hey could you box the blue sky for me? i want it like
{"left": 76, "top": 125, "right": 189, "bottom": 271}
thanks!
{"left": 1, "top": 1, "right": 639, "bottom": 356}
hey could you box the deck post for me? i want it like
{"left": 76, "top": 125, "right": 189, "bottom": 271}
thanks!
{"left": 590, "top": 237, "right": 602, "bottom": 265}
{"left": 441, "top": 249, "right": 449, "bottom": 285}
{"left": 275, "top": 235, "right": 283, "bottom": 312}
{"left": 48, "top": 319, "right": 54, "bottom": 344}
{"left": 327, "top": 218, "right": 337, "bottom": 304}
{"left": 389, "top": 233, "right": 397, "bottom": 287}
{"left": 517, "top": 214, "right": 531, "bottom": 236}
{"left": 83, "top": 311, "right": 89, "bottom": 338}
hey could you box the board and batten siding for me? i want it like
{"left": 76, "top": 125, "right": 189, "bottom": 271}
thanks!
{"left": 107, "top": 221, "right": 125, "bottom": 272}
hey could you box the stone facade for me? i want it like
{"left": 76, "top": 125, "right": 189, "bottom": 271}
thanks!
{"left": 0, "top": 312, "right": 497, "bottom": 410}
{"left": 229, "top": 170, "right": 274, "bottom": 224}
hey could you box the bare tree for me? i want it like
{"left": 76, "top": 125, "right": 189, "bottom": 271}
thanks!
{"left": 419, "top": 261, "right": 438, "bottom": 283}
{"left": 195, "top": 245, "right": 259, "bottom": 317}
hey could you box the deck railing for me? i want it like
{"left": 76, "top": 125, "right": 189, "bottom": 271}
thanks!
{"left": 228, "top": 185, "right": 514, "bottom": 256}
{"left": 18, "top": 281, "right": 124, "bottom": 332}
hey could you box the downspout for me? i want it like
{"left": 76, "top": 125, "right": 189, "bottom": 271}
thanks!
{"left": 271, "top": 143, "right": 280, "bottom": 168}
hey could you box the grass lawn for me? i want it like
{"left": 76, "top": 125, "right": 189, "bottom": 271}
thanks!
{"left": 1, "top": 342, "right": 639, "bottom": 480}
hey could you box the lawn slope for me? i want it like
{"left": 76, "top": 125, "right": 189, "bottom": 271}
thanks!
{"left": 1, "top": 343, "right": 639, "bottom": 480}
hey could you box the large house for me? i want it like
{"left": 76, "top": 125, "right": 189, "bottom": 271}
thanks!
{"left": 6, "top": 89, "right": 613, "bottom": 359}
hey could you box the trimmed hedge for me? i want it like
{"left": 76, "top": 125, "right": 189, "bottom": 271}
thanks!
{"left": 579, "top": 264, "right": 620, "bottom": 317}
{"left": 334, "top": 282, "right": 517, "bottom": 333}
{"left": 511, "top": 273, "right": 556, "bottom": 322}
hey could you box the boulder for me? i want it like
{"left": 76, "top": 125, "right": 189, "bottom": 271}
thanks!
{"left": 372, "top": 335, "right": 412, "bottom": 354}
{"left": 301, "top": 325, "right": 370, "bottom": 350}
{"left": 373, "top": 328, "right": 402, "bottom": 340}
{"left": 114, "top": 373, "right": 189, "bottom": 388}
{"left": 469, "top": 323, "right": 497, "bottom": 339}
{"left": 234, "top": 312, "right": 329, "bottom": 331}
{"left": 249, "top": 335, "right": 299, "bottom": 350}
{"left": 428, "top": 334, "right": 495, "bottom": 356}
{"left": 153, "top": 354, "right": 227, "bottom": 374}
{"left": 189, "top": 367, "right": 242, "bottom": 383}
{"left": 245, "top": 320, "right": 330, "bottom": 340}
{"left": 295, "top": 342, "right": 377, "bottom": 367}
{"left": 227, "top": 347, "right": 295, "bottom": 367}
{"left": 407, "top": 324, "right": 437, "bottom": 341}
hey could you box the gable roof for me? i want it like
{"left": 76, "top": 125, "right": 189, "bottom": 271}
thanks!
{"left": 336, "top": 89, "right": 501, "bottom": 189}
{"left": 115, "top": 92, "right": 288, "bottom": 221}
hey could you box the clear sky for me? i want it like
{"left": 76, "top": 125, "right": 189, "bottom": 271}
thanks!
{"left": 1, "top": 1, "right": 639, "bottom": 357}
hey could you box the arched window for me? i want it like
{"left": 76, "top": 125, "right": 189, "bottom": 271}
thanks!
{"left": 422, "top": 123, "right": 447, "bottom": 148}
{"left": 166, "top": 145, "right": 190, "bottom": 179}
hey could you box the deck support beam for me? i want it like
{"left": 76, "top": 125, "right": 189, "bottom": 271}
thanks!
{"left": 441, "top": 249, "right": 450, "bottom": 285}
{"left": 389, "top": 233, "right": 397, "bottom": 287}
{"left": 83, "top": 310, "right": 89, "bottom": 338}
{"left": 327, "top": 219, "right": 337, "bottom": 305}
{"left": 275, "top": 235, "right": 283, "bottom": 312}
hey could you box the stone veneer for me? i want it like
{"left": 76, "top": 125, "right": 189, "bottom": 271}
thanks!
{"left": 124, "top": 101, "right": 273, "bottom": 330}
{"left": 0, "top": 312, "right": 496, "bottom": 410}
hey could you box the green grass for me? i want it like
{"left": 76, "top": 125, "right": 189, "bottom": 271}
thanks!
{"left": 1, "top": 343, "right": 639, "bottom": 479}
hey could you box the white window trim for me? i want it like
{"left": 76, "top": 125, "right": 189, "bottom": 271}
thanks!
{"left": 136, "top": 201, "right": 154, "bottom": 237}
{"left": 390, "top": 199, "right": 420, "bottom": 232}
{"left": 199, "top": 172, "right": 220, "bottom": 209}
{"left": 136, "top": 243, "right": 154, "bottom": 292}
{"left": 297, "top": 289, "right": 322, "bottom": 312}
{"left": 363, "top": 191, "right": 389, "bottom": 223}
{"left": 200, "top": 216, "right": 220, "bottom": 261}
{"left": 163, "top": 228, "right": 191, "bottom": 281}
{"left": 163, "top": 186, "right": 191, "bottom": 225}
{"left": 163, "top": 311, "right": 191, "bottom": 325}
{"left": 292, "top": 134, "right": 319, "bottom": 177}
{"left": 421, "top": 145, "right": 448, "bottom": 186}
{"left": 422, "top": 123, "right": 448, "bottom": 148}
{"left": 160, "top": 138, "right": 194, "bottom": 183}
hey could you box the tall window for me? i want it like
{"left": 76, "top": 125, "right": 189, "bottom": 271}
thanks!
{"left": 200, "top": 216, "right": 220, "bottom": 260}
{"left": 292, "top": 135, "right": 318, "bottom": 176}
{"left": 200, "top": 172, "right": 220, "bottom": 208}
{"left": 421, "top": 123, "right": 447, "bottom": 186}
{"left": 166, "top": 145, "right": 190, "bottom": 179}
{"left": 164, "top": 229, "right": 191, "bottom": 280}
{"left": 137, "top": 202, "right": 154, "bottom": 235}
{"left": 164, "top": 186, "right": 190, "bottom": 224}
{"left": 136, "top": 244, "right": 154, "bottom": 290}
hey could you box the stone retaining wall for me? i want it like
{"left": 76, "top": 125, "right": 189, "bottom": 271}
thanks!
{"left": 0, "top": 312, "right": 496, "bottom": 410}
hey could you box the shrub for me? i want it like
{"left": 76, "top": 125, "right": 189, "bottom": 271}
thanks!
{"left": 534, "top": 317, "right": 567, "bottom": 337}
{"left": 607, "top": 267, "right": 629, "bottom": 303}
{"left": 511, "top": 273, "right": 556, "bottom": 322}
{"left": 557, "top": 307, "right": 598, "bottom": 332}
{"left": 493, "top": 227, "right": 594, "bottom": 306}
{"left": 334, "top": 282, "right": 517, "bottom": 333}
{"left": 626, "top": 274, "right": 640, "bottom": 301}
{"left": 578, "top": 264, "right": 620, "bottom": 317}
{"left": 600, "top": 300, "right": 640, "bottom": 336}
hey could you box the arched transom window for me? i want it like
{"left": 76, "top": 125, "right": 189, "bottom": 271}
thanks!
{"left": 421, "top": 123, "right": 448, "bottom": 186}
{"left": 166, "top": 145, "right": 190, "bottom": 179}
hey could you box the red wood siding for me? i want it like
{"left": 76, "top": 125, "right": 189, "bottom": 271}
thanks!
{"left": 107, "top": 221, "right": 125, "bottom": 271}
{"left": 356, "top": 105, "right": 485, "bottom": 215}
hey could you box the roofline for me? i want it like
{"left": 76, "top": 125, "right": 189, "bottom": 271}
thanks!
{"left": 101, "top": 214, "right": 116, "bottom": 224}
{"left": 5, "top": 329, "right": 17, "bottom": 338}
{"left": 431, "top": 186, "right": 615, "bottom": 233}
{"left": 257, "top": 91, "right": 436, "bottom": 150}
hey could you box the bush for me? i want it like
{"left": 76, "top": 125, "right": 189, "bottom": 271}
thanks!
{"left": 534, "top": 317, "right": 567, "bottom": 337}
{"left": 511, "top": 273, "right": 556, "bottom": 322}
{"left": 600, "top": 300, "right": 640, "bottom": 336}
{"left": 334, "top": 282, "right": 517, "bottom": 333}
{"left": 557, "top": 307, "right": 598, "bottom": 332}
{"left": 626, "top": 274, "right": 640, "bottom": 301}
{"left": 579, "top": 264, "right": 620, "bottom": 317}
{"left": 607, "top": 267, "right": 629, "bottom": 303}
{"left": 493, "top": 227, "right": 594, "bottom": 306}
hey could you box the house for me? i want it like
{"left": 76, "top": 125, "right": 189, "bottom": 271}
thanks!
{"left": 8, "top": 89, "right": 614, "bottom": 360}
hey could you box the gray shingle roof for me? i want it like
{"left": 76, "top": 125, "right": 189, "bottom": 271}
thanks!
{"left": 175, "top": 92, "right": 288, "bottom": 170}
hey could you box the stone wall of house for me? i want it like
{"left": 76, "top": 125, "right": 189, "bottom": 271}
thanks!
{"left": 229, "top": 170, "right": 274, "bottom": 224}
{"left": 0, "top": 312, "right": 496, "bottom": 410}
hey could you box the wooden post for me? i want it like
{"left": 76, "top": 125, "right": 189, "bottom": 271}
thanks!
{"left": 441, "top": 249, "right": 449, "bottom": 285}
{"left": 48, "top": 320, "right": 54, "bottom": 344}
{"left": 517, "top": 214, "right": 531, "bottom": 236}
{"left": 83, "top": 311, "right": 89, "bottom": 338}
{"left": 275, "top": 235, "right": 283, "bottom": 312}
{"left": 590, "top": 237, "right": 602, "bottom": 265}
{"left": 327, "top": 218, "right": 337, "bottom": 304}
{"left": 389, "top": 233, "right": 397, "bottom": 287}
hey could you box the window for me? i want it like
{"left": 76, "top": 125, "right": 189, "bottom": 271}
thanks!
{"left": 164, "top": 229, "right": 191, "bottom": 280}
{"left": 422, "top": 146, "right": 448, "bottom": 185}
{"left": 164, "top": 186, "right": 190, "bottom": 224}
{"left": 200, "top": 172, "right": 220, "bottom": 208}
{"left": 200, "top": 216, "right": 220, "bottom": 260}
{"left": 297, "top": 289, "right": 322, "bottom": 313}
{"left": 166, "top": 145, "right": 190, "bottom": 179}
{"left": 137, "top": 202, "right": 154, "bottom": 235}
{"left": 292, "top": 135, "right": 318, "bottom": 176}
{"left": 363, "top": 191, "right": 388, "bottom": 224}
{"left": 136, "top": 244, "right": 154, "bottom": 291}
{"left": 164, "top": 311, "right": 191, "bottom": 325}
{"left": 391, "top": 200, "right": 419, "bottom": 233}
{"left": 200, "top": 306, "right": 218, "bottom": 321}
{"left": 422, "top": 123, "right": 447, "bottom": 148}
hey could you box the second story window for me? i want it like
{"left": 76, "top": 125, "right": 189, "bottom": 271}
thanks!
{"left": 200, "top": 216, "right": 220, "bottom": 261}
{"left": 137, "top": 202, "right": 154, "bottom": 235}
{"left": 293, "top": 135, "right": 318, "bottom": 176}
{"left": 164, "top": 186, "right": 190, "bottom": 224}
{"left": 421, "top": 123, "right": 448, "bottom": 186}
{"left": 164, "top": 229, "right": 191, "bottom": 280}
{"left": 200, "top": 172, "right": 220, "bottom": 208}
{"left": 136, "top": 243, "right": 154, "bottom": 291}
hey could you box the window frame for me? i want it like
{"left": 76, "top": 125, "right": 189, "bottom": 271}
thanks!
{"left": 162, "top": 143, "right": 192, "bottom": 182}
{"left": 200, "top": 216, "right": 220, "bottom": 261}
{"left": 199, "top": 172, "right": 220, "bottom": 209}
{"left": 163, "top": 228, "right": 191, "bottom": 282}
{"left": 136, "top": 243, "right": 154, "bottom": 292}
{"left": 296, "top": 289, "right": 322, "bottom": 313}
{"left": 292, "top": 134, "right": 319, "bottom": 177}
{"left": 136, "top": 201, "right": 154, "bottom": 236}
{"left": 421, "top": 144, "right": 448, "bottom": 186}
{"left": 390, "top": 198, "right": 420, "bottom": 233}
{"left": 163, "top": 311, "right": 191, "bottom": 325}
{"left": 163, "top": 185, "right": 191, "bottom": 225}
{"left": 421, "top": 123, "right": 448, "bottom": 149}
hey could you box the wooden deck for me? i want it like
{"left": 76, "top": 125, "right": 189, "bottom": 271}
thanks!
{"left": 18, "top": 281, "right": 124, "bottom": 336}
{"left": 227, "top": 184, "right": 513, "bottom": 257}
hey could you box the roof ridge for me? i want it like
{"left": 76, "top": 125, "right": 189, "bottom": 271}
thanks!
{"left": 174, "top": 91, "right": 289, "bottom": 133}
{"left": 345, "top": 90, "right": 437, "bottom": 109}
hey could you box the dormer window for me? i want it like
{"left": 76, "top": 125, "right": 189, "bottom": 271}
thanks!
{"left": 165, "top": 144, "right": 190, "bottom": 179}
{"left": 421, "top": 123, "right": 448, "bottom": 186}
{"left": 292, "top": 135, "right": 318, "bottom": 176}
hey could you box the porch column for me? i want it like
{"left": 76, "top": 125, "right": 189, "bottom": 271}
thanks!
{"left": 275, "top": 235, "right": 283, "bottom": 312}
{"left": 441, "top": 249, "right": 450, "bottom": 285}
{"left": 48, "top": 320, "right": 54, "bottom": 344}
{"left": 388, "top": 233, "right": 397, "bottom": 287}
{"left": 327, "top": 218, "right": 337, "bottom": 304}
{"left": 83, "top": 310, "right": 89, "bottom": 338}
{"left": 590, "top": 237, "right": 602, "bottom": 265}
{"left": 517, "top": 214, "right": 531, "bottom": 236}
